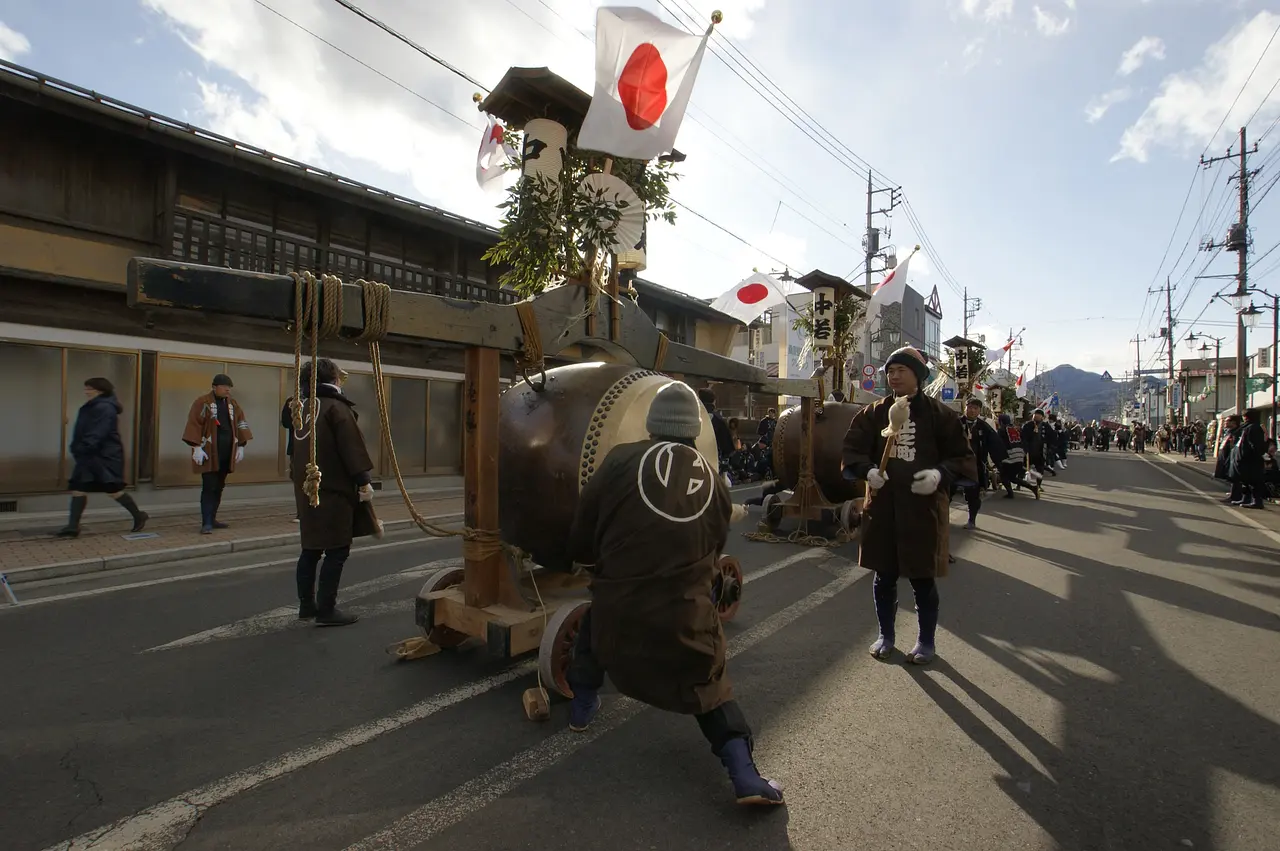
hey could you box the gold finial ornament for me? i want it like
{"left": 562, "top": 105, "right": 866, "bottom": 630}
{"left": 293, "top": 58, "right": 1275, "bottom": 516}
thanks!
{"left": 915, "top": 244, "right": 922, "bottom": 251}
{"left": 473, "top": 92, "right": 484, "bottom": 106}
{"left": 711, "top": 10, "right": 723, "bottom": 24}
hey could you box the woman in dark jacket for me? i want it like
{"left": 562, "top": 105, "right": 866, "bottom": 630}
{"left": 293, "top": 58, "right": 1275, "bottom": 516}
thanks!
{"left": 1214, "top": 415, "right": 1243, "bottom": 503}
{"left": 56, "top": 378, "right": 148, "bottom": 537}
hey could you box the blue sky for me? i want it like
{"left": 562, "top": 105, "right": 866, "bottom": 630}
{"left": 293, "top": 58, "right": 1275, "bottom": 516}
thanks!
{"left": 3, "top": 0, "right": 1280, "bottom": 382}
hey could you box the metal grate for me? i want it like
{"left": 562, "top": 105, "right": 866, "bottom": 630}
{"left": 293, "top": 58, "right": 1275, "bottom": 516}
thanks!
{"left": 0, "top": 501, "right": 17, "bottom": 513}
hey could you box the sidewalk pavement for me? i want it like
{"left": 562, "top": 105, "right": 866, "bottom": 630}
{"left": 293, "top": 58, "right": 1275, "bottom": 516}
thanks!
{"left": 0, "top": 491, "right": 463, "bottom": 584}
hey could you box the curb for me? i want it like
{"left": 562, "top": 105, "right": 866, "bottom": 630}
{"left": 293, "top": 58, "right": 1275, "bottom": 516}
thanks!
{"left": 1159, "top": 455, "right": 1219, "bottom": 482}
{"left": 3, "top": 514, "right": 462, "bottom": 586}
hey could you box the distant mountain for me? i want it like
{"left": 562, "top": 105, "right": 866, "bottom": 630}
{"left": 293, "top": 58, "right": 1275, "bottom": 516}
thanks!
{"left": 1026, "top": 364, "right": 1166, "bottom": 423}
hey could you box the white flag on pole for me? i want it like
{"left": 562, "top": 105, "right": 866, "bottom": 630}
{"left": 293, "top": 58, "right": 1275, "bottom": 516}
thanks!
{"left": 577, "top": 6, "right": 712, "bottom": 160}
{"left": 708, "top": 272, "right": 788, "bottom": 325}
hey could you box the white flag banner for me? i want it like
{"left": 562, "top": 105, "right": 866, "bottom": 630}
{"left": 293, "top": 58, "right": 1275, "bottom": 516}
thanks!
{"left": 1015, "top": 371, "right": 1028, "bottom": 398}
{"left": 868, "top": 246, "right": 918, "bottom": 308}
{"left": 476, "top": 115, "right": 517, "bottom": 192}
{"left": 577, "top": 6, "right": 712, "bottom": 160}
{"left": 708, "top": 272, "right": 788, "bottom": 324}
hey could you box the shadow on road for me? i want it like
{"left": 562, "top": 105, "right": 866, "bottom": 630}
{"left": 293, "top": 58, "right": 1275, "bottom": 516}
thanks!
{"left": 903, "top": 454, "right": 1280, "bottom": 850}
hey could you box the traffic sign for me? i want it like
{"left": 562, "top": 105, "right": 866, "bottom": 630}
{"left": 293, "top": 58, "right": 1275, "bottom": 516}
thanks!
{"left": 861, "top": 378, "right": 876, "bottom": 391}
{"left": 941, "top": 387, "right": 956, "bottom": 401}
{"left": 862, "top": 364, "right": 876, "bottom": 378}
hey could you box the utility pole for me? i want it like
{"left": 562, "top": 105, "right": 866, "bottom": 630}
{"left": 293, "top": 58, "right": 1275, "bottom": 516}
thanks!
{"left": 1007, "top": 327, "right": 1015, "bottom": 374}
{"left": 862, "top": 169, "right": 902, "bottom": 366}
{"left": 1131, "top": 334, "right": 1143, "bottom": 421}
{"left": 1200, "top": 126, "right": 1259, "bottom": 416}
{"left": 962, "top": 287, "right": 982, "bottom": 341}
{"left": 1148, "top": 276, "right": 1177, "bottom": 426}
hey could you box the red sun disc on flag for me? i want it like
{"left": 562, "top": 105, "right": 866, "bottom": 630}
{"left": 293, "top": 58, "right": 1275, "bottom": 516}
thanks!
{"left": 736, "top": 283, "right": 770, "bottom": 304}
{"left": 618, "top": 43, "right": 668, "bottom": 130}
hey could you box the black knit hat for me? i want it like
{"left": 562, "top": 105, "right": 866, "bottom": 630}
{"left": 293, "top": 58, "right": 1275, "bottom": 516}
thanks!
{"left": 883, "top": 346, "right": 930, "bottom": 385}
{"left": 212, "top": 373, "right": 233, "bottom": 387}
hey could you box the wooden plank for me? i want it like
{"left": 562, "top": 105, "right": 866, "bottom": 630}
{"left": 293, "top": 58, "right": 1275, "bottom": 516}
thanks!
{"left": 125, "top": 257, "right": 813, "bottom": 392}
{"left": 427, "top": 585, "right": 588, "bottom": 658}
{"left": 463, "top": 346, "right": 514, "bottom": 609}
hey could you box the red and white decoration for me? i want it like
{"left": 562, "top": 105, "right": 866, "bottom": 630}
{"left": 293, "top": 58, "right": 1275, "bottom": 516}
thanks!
{"left": 868, "top": 246, "right": 919, "bottom": 308}
{"left": 1015, "top": 371, "right": 1028, "bottom": 399}
{"left": 709, "top": 272, "right": 787, "bottom": 325}
{"left": 476, "top": 114, "right": 518, "bottom": 192}
{"left": 577, "top": 6, "right": 713, "bottom": 160}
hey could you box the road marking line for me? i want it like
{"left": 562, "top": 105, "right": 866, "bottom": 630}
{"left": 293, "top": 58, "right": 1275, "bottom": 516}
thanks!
{"left": 345, "top": 556, "right": 865, "bottom": 851}
{"left": 43, "top": 547, "right": 830, "bottom": 851}
{"left": 1138, "top": 454, "right": 1280, "bottom": 549}
{"left": 7, "top": 528, "right": 463, "bottom": 609}
{"left": 140, "top": 559, "right": 462, "bottom": 653}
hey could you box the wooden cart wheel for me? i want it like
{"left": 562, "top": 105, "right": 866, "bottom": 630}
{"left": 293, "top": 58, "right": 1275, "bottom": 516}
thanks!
{"left": 420, "top": 565, "right": 469, "bottom": 649}
{"left": 537, "top": 599, "right": 591, "bottom": 699}
{"left": 761, "top": 493, "right": 783, "bottom": 531}
{"left": 714, "top": 555, "right": 744, "bottom": 622}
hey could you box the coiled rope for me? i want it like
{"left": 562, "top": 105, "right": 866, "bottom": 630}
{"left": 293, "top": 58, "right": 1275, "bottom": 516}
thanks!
{"left": 287, "top": 271, "right": 528, "bottom": 568}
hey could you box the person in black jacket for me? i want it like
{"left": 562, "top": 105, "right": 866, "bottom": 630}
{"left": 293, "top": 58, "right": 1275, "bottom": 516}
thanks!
{"left": 697, "top": 388, "right": 735, "bottom": 464}
{"left": 1231, "top": 409, "right": 1268, "bottom": 509}
{"left": 958, "top": 399, "right": 1008, "bottom": 528}
{"left": 56, "top": 378, "right": 148, "bottom": 537}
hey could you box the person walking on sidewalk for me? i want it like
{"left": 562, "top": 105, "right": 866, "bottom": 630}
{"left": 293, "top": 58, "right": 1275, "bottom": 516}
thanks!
{"left": 841, "top": 346, "right": 977, "bottom": 665}
{"left": 56, "top": 378, "right": 148, "bottom": 538}
{"left": 182, "top": 373, "right": 253, "bottom": 535}
{"left": 957, "top": 398, "right": 1007, "bottom": 528}
{"left": 291, "top": 358, "right": 377, "bottom": 627}
{"left": 565, "top": 381, "right": 785, "bottom": 806}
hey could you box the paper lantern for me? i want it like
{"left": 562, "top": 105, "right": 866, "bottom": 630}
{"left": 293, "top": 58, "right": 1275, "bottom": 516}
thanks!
{"left": 522, "top": 118, "right": 567, "bottom": 200}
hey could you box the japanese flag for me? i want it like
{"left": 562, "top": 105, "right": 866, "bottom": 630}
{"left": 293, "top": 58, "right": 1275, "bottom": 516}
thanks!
{"left": 1015, "top": 371, "right": 1027, "bottom": 398}
{"left": 476, "top": 115, "right": 517, "bottom": 193}
{"left": 577, "top": 6, "right": 712, "bottom": 160}
{"left": 709, "top": 272, "right": 788, "bottom": 325}
{"left": 868, "top": 246, "right": 918, "bottom": 308}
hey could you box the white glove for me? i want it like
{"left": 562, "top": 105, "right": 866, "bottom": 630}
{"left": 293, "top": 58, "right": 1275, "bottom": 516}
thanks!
{"left": 730, "top": 504, "right": 749, "bottom": 524}
{"left": 234, "top": 446, "right": 245, "bottom": 463}
{"left": 192, "top": 446, "right": 208, "bottom": 465}
{"left": 911, "top": 468, "right": 942, "bottom": 495}
{"left": 358, "top": 484, "right": 374, "bottom": 503}
{"left": 866, "top": 468, "right": 888, "bottom": 490}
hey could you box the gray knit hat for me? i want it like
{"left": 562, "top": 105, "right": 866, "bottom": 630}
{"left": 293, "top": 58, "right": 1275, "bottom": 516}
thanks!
{"left": 646, "top": 382, "right": 703, "bottom": 439}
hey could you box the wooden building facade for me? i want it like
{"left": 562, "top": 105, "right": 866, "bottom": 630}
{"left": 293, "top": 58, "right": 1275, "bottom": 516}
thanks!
{"left": 0, "top": 62, "right": 742, "bottom": 504}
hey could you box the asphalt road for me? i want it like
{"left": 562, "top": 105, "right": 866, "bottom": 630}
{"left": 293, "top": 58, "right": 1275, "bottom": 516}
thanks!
{"left": 4, "top": 454, "right": 1279, "bottom": 851}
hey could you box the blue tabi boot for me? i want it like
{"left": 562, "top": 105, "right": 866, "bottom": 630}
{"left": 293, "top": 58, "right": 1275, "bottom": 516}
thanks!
{"left": 718, "top": 737, "right": 785, "bottom": 806}
{"left": 907, "top": 584, "right": 940, "bottom": 665}
{"left": 568, "top": 687, "right": 601, "bottom": 733}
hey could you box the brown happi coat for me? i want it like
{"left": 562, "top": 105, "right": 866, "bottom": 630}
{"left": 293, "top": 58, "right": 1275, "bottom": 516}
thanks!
{"left": 570, "top": 438, "right": 733, "bottom": 715}
{"left": 842, "top": 393, "right": 977, "bottom": 579}
{"left": 181, "top": 393, "right": 253, "bottom": 474}
{"left": 290, "top": 387, "right": 376, "bottom": 551}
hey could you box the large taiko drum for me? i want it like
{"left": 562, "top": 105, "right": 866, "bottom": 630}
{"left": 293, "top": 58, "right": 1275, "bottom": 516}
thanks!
{"left": 499, "top": 362, "right": 721, "bottom": 572}
{"left": 771, "top": 401, "right": 866, "bottom": 503}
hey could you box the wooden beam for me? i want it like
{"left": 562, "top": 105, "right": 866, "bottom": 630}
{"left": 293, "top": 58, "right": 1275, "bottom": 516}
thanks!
{"left": 125, "top": 257, "right": 816, "bottom": 392}
{"left": 463, "top": 346, "right": 521, "bottom": 609}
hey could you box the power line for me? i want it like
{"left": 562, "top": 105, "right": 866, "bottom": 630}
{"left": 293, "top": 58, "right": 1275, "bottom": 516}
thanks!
{"left": 251, "top": 0, "right": 479, "bottom": 129}
{"left": 326, "top": 0, "right": 490, "bottom": 92}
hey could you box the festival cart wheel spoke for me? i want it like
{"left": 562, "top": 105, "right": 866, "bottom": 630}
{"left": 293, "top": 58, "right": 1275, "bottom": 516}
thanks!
{"left": 538, "top": 599, "right": 591, "bottom": 699}
{"left": 420, "top": 566, "right": 469, "bottom": 649}
{"left": 714, "top": 555, "right": 744, "bottom": 622}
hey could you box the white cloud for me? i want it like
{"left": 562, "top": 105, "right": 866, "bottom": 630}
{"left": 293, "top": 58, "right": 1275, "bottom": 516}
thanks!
{"left": 1032, "top": 6, "right": 1070, "bottom": 37}
{"left": 1084, "top": 87, "right": 1133, "bottom": 123}
{"left": 961, "top": 38, "right": 985, "bottom": 72}
{"left": 959, "top": 0, "right": 1015, "bottom": 23}
{"left": 1114, "top": 11, "right": 1280, "bottom": 163}
{"left": 1118, "top": 35, "right": 1166, "bottom": 76}
{"left": 0, "top": 21, "right": 31, "bottom": 61}
{"left": 1064, "top": 0, "right": 1076, "bottom": 9}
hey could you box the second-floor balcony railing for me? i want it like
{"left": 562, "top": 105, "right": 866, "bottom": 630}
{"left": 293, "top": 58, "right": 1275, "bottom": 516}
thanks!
{"left": 171, "top": 208, "right": 520, "bottom": 305}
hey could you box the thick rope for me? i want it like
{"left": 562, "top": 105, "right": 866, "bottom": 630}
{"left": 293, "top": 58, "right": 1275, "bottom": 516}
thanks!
{"left": 655, "top": 332, "right": 670, "bottom": 373}
{"left": 344, "top": 276, "right": 527, "bottom": 571}
{"left": 289, "top": 270, "right": 342, "bottom": 508}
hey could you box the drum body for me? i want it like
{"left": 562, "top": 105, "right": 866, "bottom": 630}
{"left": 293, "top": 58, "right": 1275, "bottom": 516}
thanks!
{"left": 770, "top": 401, "right": 864, "bottom": 503}
{"left": 499, "top": 362, "right": 721, "bottom": 571}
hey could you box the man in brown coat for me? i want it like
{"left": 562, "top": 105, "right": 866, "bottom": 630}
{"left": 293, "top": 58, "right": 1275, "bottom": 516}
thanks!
{"left": 841, "top": 346, "right": 977, "bottom": 665}
{"left": 290, "top": 358, "right": 377, "bottom": 626}
{"left": 567, "top": 382, "right": 784, "bottom": 806}
{"left": 182, "top": 373, "right": 253, "bottom": 535}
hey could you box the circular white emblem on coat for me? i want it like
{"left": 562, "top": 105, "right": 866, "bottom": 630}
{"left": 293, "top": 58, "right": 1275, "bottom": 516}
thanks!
{"left": 636, "top": 441, "right": 716, "bottom": 523}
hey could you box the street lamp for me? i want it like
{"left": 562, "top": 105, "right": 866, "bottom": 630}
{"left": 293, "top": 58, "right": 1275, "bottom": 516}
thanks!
{"left": 1242, "top": 303, "right": 1263, "bottom": 330}
{"left": 1187, "top": 331, "right": 1226, "bottom": 421}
